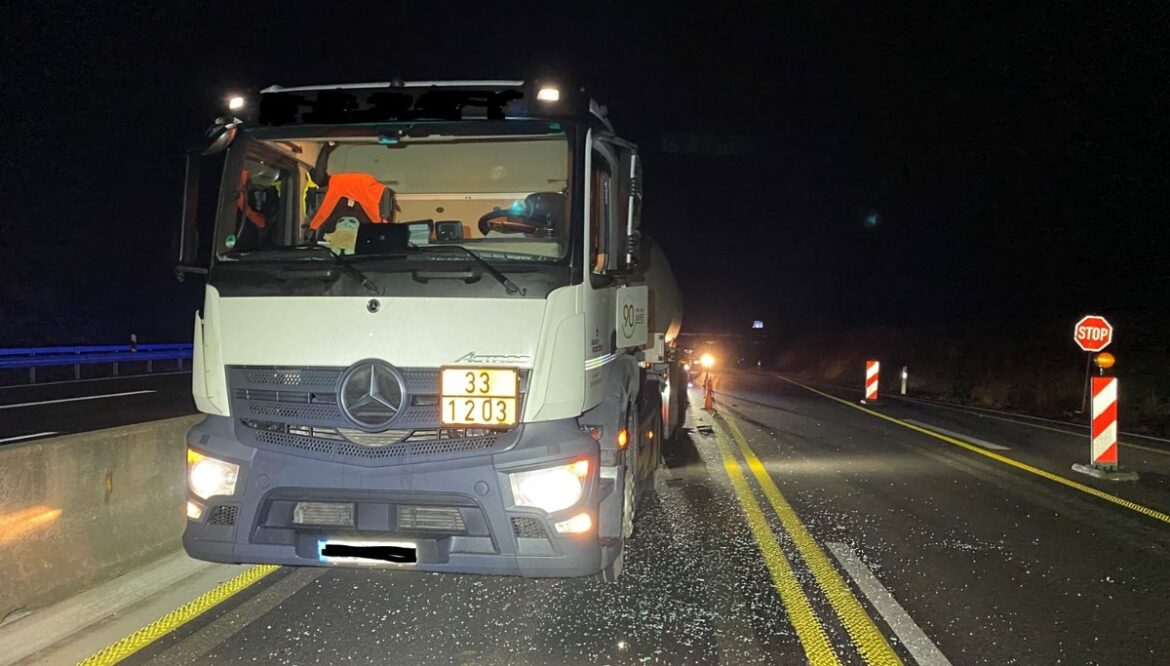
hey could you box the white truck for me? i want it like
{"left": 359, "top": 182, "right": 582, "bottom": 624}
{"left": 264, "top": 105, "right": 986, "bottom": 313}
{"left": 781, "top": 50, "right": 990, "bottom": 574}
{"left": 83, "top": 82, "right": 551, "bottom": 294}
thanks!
{"left": 176, "top": 80, "right": 683, "bottom": 579}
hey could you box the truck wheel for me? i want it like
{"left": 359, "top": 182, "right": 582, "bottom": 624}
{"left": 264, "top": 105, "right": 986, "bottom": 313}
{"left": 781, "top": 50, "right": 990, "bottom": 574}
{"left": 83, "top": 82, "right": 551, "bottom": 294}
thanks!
{"left": 622, "top": 455, "right": 637, "bottom": 539}
{"left": 600, "top": 548, "right": 624, "bottom": 582}
{"left": 601, "top": 459, "right": 634, "bottom": 583}
{"left": 653, "top": 411, "right": 666, "bottom": 480}
{"left": 622, "top": 406, "right": 639, "bottom": 539}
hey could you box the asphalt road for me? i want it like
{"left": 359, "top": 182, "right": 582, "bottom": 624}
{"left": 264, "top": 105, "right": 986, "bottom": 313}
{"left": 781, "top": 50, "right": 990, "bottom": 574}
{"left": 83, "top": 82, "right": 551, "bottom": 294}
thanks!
{"left": 0, "top": 373, "right": 196, "bottom": 444}
{"left": 62, "top": 370, "right": 1170, "bottom": 665}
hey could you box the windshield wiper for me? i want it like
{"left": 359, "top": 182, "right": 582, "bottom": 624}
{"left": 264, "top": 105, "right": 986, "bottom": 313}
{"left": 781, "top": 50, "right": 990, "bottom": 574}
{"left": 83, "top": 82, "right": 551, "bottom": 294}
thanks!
{"left": 334, "top": 259, "right": 380, "bottom": 295}
{"left": 411, "top": 246, "right": 526, "bottom": 296}
{"left": 224, "top": 245, "right": 380, "bottom": 294}
{"left": 221, "top": 245, "right": 332, "bottom": 261}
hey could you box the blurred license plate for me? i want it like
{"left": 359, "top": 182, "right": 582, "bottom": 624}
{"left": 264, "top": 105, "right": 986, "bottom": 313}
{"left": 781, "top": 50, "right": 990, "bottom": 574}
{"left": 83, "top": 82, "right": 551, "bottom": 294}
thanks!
{"left": 440, "top": 367, "right": 518, "bottom": 427}
{"left": 318, "top": 538, "right": 416, "bottom": 565}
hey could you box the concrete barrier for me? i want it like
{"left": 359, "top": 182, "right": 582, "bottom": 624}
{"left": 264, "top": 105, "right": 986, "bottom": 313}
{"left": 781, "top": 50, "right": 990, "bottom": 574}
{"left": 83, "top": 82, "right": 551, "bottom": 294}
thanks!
{"left": 0, "top": 416, "right": 201, "bottom": 623}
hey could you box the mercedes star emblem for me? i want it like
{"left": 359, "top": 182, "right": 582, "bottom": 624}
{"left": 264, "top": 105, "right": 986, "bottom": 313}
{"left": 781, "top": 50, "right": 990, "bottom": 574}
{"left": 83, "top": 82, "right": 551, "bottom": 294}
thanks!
{"left": 338, "top": 360, "right": 405, "bottom": 431}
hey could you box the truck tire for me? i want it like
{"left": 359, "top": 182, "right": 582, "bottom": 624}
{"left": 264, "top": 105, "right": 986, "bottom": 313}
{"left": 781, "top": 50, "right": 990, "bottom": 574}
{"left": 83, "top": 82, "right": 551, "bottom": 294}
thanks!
{"left": 600, "top": 459, "right": 636, "bottom": 583}
{"left": 600, "top": 404, "right": 639, "bottom": 583}
{"left": 600, "top": 548, "right": 624, "bottom": 582}
{"left": 652, "top": 410, "right": 665, "bottom": 483}
{"left": 667, "top": 363, "right": 688, "bottom": 443}
{"left": 622, "top": 405, "right": 639, "bottom": 540}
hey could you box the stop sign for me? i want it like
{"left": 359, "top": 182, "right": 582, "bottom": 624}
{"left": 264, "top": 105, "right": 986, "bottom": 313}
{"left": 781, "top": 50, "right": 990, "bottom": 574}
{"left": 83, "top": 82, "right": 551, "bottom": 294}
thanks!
{"left": 1074, "top": 315, "right": 1113, "bottom": 352}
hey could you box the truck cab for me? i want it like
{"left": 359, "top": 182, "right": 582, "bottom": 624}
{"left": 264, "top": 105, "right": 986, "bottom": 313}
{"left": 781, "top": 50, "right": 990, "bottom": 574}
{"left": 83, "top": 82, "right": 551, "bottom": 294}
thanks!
{"left": 177, "top": 80, "right": 683, "bottom": 579}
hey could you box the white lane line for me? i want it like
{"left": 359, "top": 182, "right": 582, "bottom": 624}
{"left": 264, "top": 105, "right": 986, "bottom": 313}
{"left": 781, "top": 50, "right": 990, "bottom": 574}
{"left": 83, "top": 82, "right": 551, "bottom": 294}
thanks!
{"left": 903, "top": 419, "right": 1011, "bottom": 450}
{"left": 0, "top": 431, "right": 59, "bottom": 444}
{"left": 827, "top": 541, "right": 953, "bottom": 666}
{"left": 0, "top": 390, "right": 155, "bottom": 410}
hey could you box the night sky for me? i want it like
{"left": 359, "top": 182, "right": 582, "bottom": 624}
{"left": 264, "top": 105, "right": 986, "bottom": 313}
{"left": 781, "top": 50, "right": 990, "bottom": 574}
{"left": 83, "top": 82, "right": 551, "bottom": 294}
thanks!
{"left": 3, "top": 3, "right": 1168, "bottom": 346}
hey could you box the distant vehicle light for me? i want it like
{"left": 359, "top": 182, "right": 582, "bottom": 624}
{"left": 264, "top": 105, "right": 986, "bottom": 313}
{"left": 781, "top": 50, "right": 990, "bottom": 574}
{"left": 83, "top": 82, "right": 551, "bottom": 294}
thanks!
{"left": 536, "top": 87, "right": 560, "bottom": 102}
{"left": 752, "top": 320, "right": 764, "bottom": 329}
{"left": 699, "top": 353, "right": 715, "bottom": 369}
{"left": 227, "top": 95, "right": 246, "bottom": 111}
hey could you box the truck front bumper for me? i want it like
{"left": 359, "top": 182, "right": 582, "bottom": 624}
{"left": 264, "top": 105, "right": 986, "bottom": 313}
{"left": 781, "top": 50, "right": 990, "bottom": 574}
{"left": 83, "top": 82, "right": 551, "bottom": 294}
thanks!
{"left": 182, "top": 415, "right": 617, "bottom": 578}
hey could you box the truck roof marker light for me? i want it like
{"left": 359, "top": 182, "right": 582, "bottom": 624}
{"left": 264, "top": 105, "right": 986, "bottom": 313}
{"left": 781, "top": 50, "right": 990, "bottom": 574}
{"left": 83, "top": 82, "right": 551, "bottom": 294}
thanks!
{"left": 617, "top": 428, "right": 629, "bottom": 448}
{"left": 537, "top": 87, "right": 560, "bottom": 102}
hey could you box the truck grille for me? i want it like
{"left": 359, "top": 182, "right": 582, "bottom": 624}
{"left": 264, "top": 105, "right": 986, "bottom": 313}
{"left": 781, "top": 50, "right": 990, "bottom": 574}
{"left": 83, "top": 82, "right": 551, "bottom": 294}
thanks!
{"left": 511, "top": 517, "right": 547, "bottom": 539}
{"left": 398, "top": 505, "right": 467, "bottom": 532}
{"left": 229, "top": 365, "right": 526, "bottom": 466}
{"left": 243, "top": 419, "right": 507, "bottom": 464}
{"left": 228, "top": 365, "right": 526, "bottom": 430}
{"left": 207, "top": 505, "right": 239, "bottom": 526}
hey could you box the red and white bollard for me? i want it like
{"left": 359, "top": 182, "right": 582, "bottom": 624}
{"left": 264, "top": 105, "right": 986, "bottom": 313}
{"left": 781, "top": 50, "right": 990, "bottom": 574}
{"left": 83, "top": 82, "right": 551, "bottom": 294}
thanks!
{"left": 862, "top": 360, "right": 880, "bottom": 403}
{"left": 1091, "top": 377, "right": 1118, "bottom": 469}
{"left": 1072, "top": 376, "right": 1138, "bottom": 481}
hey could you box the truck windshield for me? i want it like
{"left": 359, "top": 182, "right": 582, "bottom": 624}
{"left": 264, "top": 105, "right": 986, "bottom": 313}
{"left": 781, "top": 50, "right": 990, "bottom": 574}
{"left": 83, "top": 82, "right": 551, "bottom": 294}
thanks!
{"left": 215, "top": 127, "right": 572, "bottom": 266}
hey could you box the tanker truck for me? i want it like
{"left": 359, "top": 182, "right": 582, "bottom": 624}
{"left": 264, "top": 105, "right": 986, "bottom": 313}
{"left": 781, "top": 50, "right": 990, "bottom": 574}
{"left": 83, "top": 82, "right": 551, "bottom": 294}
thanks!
{"left": 174, "top": 80, "right": 684, "bottom": 580}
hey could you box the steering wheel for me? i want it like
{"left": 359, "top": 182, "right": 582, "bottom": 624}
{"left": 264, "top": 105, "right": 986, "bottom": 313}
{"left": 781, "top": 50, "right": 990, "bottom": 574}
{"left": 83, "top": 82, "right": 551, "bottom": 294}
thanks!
{"left": 477, "top": 208, "right": 541, "bottom": 236}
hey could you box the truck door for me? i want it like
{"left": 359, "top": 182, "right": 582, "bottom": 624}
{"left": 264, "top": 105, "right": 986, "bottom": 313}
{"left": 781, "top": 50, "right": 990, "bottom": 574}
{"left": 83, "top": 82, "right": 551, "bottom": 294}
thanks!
{"left": 582, "top": 136, "right": 642, "bottom": 411}
{"left": 583, "top": 138, "right": 619, "bottom": 409}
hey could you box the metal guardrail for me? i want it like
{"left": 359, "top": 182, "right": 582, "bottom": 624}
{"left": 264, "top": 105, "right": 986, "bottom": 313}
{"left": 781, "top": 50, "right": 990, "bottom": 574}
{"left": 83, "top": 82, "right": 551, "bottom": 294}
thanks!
{"left": 0, "top": 344, "right": 193, "bottom": 383}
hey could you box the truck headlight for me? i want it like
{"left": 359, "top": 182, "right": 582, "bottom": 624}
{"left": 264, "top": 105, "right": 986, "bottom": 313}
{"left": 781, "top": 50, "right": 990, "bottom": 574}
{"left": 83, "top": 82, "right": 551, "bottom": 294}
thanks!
{"left": 508, "top": 460, "right": 589, "bottom": 513}
{"left": 187, "top": 449, "right": 239, "bottom": 500}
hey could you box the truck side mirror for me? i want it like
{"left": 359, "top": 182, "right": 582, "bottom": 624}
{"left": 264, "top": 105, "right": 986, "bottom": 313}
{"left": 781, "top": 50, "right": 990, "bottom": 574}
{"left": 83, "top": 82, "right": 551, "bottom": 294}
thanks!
{"left": 609, "top": 149, "right": 642, "bottom": 274}
{"left": 176, "top": 150, "right": 225, "bottom": 280}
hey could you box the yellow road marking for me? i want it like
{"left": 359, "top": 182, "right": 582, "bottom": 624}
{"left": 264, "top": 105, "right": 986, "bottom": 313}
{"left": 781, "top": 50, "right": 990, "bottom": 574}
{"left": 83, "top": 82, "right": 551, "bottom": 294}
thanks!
{"left": 917, "top": 405, "right": 1170, "bottom": 458}
{"left": 779, "top": 376, "right": 1170, "bottom": 527}
{"left": 78, "top": 564, "right": 279, "bottom": 666}
{"left": 723, "top": 414, "right": 904, "bottom": 666}
{"left": 710, "top": 419, "right": 841, "bottom": 665}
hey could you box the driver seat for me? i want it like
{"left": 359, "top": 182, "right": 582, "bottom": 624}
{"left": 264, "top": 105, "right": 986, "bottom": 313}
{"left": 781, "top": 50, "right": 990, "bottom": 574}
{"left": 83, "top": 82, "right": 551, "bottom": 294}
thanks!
{"left": 308, "top": 173, "right": 396, "bottom": 234}
{"left": 482, "top": 191, "right": 566, "bottom": 237}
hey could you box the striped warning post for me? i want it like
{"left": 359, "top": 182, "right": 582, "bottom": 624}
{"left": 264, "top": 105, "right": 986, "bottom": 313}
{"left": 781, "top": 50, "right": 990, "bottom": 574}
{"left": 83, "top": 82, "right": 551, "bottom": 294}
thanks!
{"left": 1091, "top": 376, "right": 1118, "bottom": 468}
{"left": 864, "top": 360, "right": 880, "bottom": 402}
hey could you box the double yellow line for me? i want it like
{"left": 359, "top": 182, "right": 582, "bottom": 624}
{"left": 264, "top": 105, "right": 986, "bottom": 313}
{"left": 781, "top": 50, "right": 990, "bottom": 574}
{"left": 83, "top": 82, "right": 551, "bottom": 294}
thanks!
{"left": 712, "top": 412, "right": 902, "bottom": 666}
